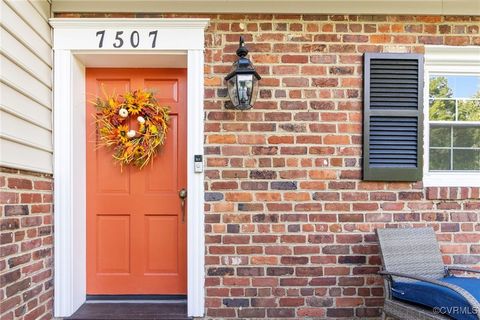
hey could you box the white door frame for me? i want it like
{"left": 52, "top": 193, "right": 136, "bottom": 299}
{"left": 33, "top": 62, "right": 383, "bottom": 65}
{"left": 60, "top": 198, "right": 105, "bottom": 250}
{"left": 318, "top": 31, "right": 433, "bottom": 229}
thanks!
{"left": 50, "top": 18, "right": 209, "bottom": 318}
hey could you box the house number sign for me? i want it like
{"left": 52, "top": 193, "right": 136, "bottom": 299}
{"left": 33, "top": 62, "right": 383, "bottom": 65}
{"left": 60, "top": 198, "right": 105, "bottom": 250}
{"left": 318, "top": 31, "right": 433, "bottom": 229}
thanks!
{"left": 95, "top": 30, "right": 159, "bottom": 48}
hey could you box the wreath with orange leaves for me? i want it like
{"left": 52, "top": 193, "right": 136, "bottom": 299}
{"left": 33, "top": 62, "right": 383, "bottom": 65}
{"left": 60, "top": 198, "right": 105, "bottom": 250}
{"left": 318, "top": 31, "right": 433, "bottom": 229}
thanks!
{"left": 94, "top": 89, "right": 170, "bottom": 169}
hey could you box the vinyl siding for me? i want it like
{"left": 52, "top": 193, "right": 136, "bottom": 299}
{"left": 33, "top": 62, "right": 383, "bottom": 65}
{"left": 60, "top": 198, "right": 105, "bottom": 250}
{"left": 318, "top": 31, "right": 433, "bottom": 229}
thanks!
{"left": 0, "top": 0, "right": 52, "bottom": 173}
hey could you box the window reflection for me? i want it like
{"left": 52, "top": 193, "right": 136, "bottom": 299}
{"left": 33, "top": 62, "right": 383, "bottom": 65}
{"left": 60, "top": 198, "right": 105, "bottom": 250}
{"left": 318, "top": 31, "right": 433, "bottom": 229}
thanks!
{"left": 428, "top": 74, "right": 480, "bottom": 171}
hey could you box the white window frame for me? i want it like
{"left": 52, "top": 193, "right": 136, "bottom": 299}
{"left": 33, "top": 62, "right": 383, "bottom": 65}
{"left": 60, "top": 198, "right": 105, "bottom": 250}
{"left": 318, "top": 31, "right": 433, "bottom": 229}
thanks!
{"left": 423, "top": 46, "right": 480, "bottom": 187}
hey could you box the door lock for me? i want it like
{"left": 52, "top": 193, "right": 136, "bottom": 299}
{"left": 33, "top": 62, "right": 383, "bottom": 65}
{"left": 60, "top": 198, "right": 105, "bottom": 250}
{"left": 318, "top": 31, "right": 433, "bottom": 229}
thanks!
{"left": 179, "top": 188, "right": 187, "bottom": 222}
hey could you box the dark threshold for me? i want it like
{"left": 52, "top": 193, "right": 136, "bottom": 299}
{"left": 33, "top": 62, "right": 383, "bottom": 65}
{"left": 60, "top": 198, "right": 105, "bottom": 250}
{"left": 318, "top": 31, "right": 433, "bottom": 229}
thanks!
{"left": 66, "top": 300, "right": 189, "bottom": 320}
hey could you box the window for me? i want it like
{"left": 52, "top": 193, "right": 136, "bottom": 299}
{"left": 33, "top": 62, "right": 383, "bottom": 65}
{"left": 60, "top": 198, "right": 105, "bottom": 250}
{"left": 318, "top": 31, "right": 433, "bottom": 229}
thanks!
{"left": 428, "top": 75, "right": 480, "bottom": 171}
{"left": 424, "top": 46, "right": 480, "bottom": 186}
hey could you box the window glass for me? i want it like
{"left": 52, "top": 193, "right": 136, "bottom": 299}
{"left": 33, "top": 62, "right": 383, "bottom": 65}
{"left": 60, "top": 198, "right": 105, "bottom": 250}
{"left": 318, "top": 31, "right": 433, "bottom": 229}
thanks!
{"left": 430, "top": 126, "right": 451, "bottom": 147}
{"left": 430, "top": 149, "right": 451, "bottom": 170}
{"left": 428, "top": 74, "right": 480, "bottom": 171}
{"left": 429, "top": 75, "right": 480, "bottom": 121}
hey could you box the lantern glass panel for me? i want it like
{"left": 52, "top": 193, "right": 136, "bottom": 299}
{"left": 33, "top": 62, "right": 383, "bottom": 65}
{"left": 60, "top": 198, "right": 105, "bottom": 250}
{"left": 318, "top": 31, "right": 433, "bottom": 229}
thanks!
{"left": 227, "top": 76, "right": 239, "bottom": 107}
{"left": 237, "top": 74, "right": 254, "bottom": 108}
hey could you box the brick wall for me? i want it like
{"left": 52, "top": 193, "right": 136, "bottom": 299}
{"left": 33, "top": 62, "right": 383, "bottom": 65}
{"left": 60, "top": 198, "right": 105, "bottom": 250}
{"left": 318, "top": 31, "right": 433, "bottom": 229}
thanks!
{"left": 0, "top": 168, "right": 53, "bottom": 320}
{"left": 201, "top": 14, "right": 480, "bottom": 319}
{"left": 55, "top": 12, "right": 480, "bottom": 319}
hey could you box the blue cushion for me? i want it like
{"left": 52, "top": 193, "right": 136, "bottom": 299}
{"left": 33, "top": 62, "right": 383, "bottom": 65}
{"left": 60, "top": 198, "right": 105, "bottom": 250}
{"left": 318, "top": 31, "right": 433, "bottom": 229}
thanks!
{"left": 392, "top": 276, "right": 480, "bottom": 320}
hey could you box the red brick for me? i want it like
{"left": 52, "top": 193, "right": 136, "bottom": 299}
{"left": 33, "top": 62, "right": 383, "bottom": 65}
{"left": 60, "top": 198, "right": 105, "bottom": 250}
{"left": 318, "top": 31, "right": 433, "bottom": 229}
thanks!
{"left": 309, "top": 170, "right": 336, "bottom": 180}
{"left": 273, "top": 65, "right": 298, "bottom": 75}
{"left": 352, "top": 203, "right": 378, "bottom": 211}
{"left": 445, "top": 36, "right": 470, "bottom": 45}
{"left": 30, "top": 204, "right": 51, "bottom": 213}
{"left": 6, "top": 278, "right": 31, "bottom": 297}
{"left": 455, "top": 234, "right": 480, "bottom": 243}
{"left": 208, "top": 134, "right": 236, "bottom": 144}
{"left": 1, "top": 219, "right": 19, "bottom": 231}
{"left": 279, "top": 297, "right": 304, "bottom": 307}
{"left": 251, "top": 256, "right": 278, "bottom": 265}
{"left": 312, "top": 78, "right": 339, "bottom": 87}
{"left": 0, "top": 192, "right": 19, "bottom": 204}
{"left": 0, "top": 296, "right": 21, "bottom": 314}
{"left": 8, "top": 178, "right": 33, "bottom": 190}
{"left": 21, "top": 216, "right": 42, "bottom": 228}
{"left": 7, "top": 253, "right": 31, "bottom": 268}
{"left": 282, "top": 77, "right": 308, "bottom": 87}
{"left": 20, "top": 193, "right": 43, "bottom": 203}
{"left": 33, "top": 181, "right": 52, "bottom": 190}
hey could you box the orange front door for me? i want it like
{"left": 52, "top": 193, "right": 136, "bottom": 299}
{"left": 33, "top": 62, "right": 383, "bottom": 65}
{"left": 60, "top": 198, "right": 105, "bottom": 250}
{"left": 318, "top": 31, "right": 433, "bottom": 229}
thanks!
{"left": 86, "top": 68, "right": 187, "bottom": 295}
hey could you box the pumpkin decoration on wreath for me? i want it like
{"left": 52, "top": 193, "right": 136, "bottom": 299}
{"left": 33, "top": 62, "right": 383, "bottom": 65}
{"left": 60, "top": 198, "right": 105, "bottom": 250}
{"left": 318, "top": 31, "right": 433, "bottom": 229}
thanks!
{"left": 94, "top": 89, "right": 170, "bottom": 169}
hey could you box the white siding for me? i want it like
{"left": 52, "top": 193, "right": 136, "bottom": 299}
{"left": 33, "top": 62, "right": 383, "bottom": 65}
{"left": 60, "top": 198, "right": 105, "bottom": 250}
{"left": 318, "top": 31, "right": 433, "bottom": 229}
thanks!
{"left": 51, "top": 0, "right": 480, "bottom": 15}
{"left": 0, "top": 0, "right": 52, "bottom": 173}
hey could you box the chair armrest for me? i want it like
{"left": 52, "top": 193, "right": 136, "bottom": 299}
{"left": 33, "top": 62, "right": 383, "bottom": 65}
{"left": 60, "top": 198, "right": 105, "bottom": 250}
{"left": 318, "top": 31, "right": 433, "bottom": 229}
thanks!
{"left": 379, "top": 270, "right": 480, "bottom": 320}
{"left": 446, "top": 266, "right": 480, "bottom": 275}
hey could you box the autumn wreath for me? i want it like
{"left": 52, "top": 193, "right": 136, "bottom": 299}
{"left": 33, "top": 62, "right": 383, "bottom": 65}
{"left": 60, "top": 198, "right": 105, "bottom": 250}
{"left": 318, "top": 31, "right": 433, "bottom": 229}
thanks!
{"left": 94, "top": 89, "right": 170, "bottom": 169}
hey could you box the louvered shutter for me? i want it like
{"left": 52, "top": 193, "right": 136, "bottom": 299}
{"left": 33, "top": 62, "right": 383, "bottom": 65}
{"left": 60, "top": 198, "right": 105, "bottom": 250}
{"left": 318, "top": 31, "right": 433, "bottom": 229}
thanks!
{"left": 363, "top": 53, "right": 424, "bottom": 181}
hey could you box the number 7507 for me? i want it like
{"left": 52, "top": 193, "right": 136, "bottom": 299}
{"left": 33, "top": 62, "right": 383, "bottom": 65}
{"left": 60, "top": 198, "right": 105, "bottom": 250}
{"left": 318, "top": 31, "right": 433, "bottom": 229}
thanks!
{"left": 96, "top": 30, "right": 158, "bottom": 48}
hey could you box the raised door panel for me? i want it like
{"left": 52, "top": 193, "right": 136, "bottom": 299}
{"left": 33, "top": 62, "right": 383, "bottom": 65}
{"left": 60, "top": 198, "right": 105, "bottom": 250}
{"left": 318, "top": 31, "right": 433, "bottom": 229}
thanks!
{"left": 145, "top": 79, "right": 179, "bottom": 102}
{"left": 144, "top": 215, "right": 178, "bottom": 274}
{"left": 96, "top": 215, "right": 131, "bottom": 274}
{"left": 91, "top": 79, "right": 131, "bottom": 194}
{"left": 144, "top": 115, "right": 178, "bottom": 193}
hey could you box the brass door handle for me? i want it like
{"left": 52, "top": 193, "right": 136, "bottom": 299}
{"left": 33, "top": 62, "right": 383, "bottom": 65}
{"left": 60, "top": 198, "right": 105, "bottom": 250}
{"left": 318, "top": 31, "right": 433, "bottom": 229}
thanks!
{"left": 179, "top": 188, "right": 187, "bottom": 222}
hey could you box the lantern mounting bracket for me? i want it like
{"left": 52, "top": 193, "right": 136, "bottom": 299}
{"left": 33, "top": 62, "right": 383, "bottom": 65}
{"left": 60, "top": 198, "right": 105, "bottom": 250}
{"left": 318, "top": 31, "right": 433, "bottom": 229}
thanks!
{"left": 236, "top": 36, "right": 249, "bottom": 58}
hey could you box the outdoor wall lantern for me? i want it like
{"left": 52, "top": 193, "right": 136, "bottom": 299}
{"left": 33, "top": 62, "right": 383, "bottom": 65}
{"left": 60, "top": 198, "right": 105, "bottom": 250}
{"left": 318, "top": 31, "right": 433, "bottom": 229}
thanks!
{"left": 225, "top": 36, "right": 261, "bottom": 110}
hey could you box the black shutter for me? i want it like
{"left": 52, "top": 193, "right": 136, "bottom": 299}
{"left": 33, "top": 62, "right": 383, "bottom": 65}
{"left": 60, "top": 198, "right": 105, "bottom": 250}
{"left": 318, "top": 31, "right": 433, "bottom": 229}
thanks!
{"left": 363, "top": 53, "right": 424, "bottom": 181}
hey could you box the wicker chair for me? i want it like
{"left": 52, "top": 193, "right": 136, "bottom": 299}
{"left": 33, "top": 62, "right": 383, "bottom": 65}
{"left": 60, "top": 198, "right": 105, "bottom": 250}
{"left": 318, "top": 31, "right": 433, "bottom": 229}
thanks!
{"left": 376, "top": 227, "right": 480, "bottom": 320}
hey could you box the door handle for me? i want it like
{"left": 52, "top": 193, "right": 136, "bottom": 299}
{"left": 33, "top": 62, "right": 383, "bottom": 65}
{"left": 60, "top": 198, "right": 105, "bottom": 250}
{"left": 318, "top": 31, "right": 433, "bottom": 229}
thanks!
{"left": 179, "top": 188, "right": 187, "bottom": 222}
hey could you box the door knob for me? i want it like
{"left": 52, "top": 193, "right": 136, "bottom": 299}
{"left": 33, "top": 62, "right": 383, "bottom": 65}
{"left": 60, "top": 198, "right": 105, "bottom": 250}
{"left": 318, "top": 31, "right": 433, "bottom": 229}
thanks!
{"left": 179, "top": 188, "right": 187, "bottom": 222}
{"left": 179, "top": 188, "right": 187, "bottom": 199}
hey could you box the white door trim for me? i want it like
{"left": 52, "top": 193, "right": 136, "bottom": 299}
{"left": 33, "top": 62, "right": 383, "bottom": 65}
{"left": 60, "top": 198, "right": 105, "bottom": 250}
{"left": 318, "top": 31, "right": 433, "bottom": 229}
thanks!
{"left": 50, "top": 18, "right": 208, "bottom": 318}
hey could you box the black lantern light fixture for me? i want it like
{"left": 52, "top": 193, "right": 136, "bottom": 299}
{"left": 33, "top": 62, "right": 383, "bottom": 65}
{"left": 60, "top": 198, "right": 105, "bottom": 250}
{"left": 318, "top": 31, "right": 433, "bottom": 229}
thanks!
{"left": 225, "top": 36, "right": 261, "bottom": 110}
